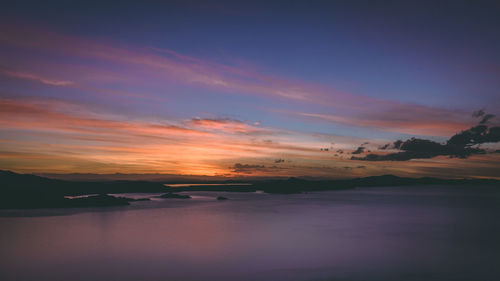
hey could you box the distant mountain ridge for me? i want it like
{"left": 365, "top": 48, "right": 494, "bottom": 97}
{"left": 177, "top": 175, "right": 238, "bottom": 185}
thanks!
{"left": 35, "top": 172, "right": 243, "bottom": 182}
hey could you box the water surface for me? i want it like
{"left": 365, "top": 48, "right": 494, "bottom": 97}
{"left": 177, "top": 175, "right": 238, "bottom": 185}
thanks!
{"left": 1, "top": 186, "right": 499, "bottom": 281}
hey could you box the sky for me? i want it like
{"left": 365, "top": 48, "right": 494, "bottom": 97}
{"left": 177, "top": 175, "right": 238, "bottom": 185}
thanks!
{"left": 1, "top": 0, "right": 499, "bottom": 179}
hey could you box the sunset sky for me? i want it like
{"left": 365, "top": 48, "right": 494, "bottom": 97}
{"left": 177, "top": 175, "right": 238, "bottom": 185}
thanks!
{"left": 1, "top": 1, "right": 499, "bottom": 179}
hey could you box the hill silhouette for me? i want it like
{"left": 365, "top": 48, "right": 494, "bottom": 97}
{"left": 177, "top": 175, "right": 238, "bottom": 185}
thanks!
{"left": 0, "top": 170, "right": 166, "bottom": 209}
{"left": 1, "top": 170, "right": 499, "bottom": 209}
{"left": 162, "top": 174, "right": 500, "bottom": 193}
{"left": 242, "top": 175, "right": 500, "bottom": 194}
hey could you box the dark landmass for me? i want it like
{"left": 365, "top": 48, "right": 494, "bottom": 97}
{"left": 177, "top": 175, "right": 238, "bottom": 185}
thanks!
{"left": 1, "top": 170, "right": 167, "bottom": 195}
{"left": 116, "top": 197, "right": 151, "bottom": 202}
{"left": 1, "top": 170, "right": 500, "bottom": 209}
{"left": 0, "top": 170, "right": 166, "bottom": 209}
{"left": 62, "top": 194, "right": 131, "bottom": 207}
{"left": 36, "top": 172, "right": 253, "bottom": 183}
{"left": 217, "top": 196, "right": 228, "bottom": 200}
{"left": 158, "top": 192, "right": 191, "bottom": 199}
{"left": 0, "top": 193, "right": 131, "bottom": 209}
{"left": 164, "top": 184, "right": 257, "bottom": 192}
{"left": 164, "top": 175, "right": 500, "bottom": 194}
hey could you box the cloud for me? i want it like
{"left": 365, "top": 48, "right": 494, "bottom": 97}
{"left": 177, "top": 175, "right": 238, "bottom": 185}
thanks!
{"left": 480, "top": 114, "right": 495, "bottom": 124}
{"left": 283, "top": 108, "right": 472, "bottom": 136}
{"left": 352, "top": 113, "right": 500, "bottom": 161}
{"left": 189, "top": 118, "right": 265, "bottom": 134}
{"left": 231, "top": 163, "right": 283, "bottom": 174}
{"left": 343, "top": 165, "right": 366, "bottom": 170}
{"left": 0, "top": 22, "right": 332, "bottom": 102}
{"left": 0, "top": 69, "right": 74, "bottom": 86}
{"left": 1, "top": 20, "right": 488, "bottom": 137}
{"left": 351, "top": 146, "right": 365, "bottom": 154}
{"left": 379, "top": 143, "right": 390, "bottom": 150}
{"left": 1, "top": 22, "right": 499, "bottom": 178}
{"left": 472, "top": 109, "right": 496, "bottom": 124}
{"left": 472, "top": 109, "right": 486, "bottom": 118}
{"left": 0, "top": 98, "right": 210, "bottom": 138}
{"left": 0, "top": 97, "right": 337, "bottom": 175}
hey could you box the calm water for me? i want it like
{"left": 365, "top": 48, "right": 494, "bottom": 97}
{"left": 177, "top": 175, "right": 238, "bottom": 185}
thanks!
{"left": 1, "top": 186, "right": 500, "bottom": 281}
{"left": 165, "top": 183, "right": 252, "bottom": 187}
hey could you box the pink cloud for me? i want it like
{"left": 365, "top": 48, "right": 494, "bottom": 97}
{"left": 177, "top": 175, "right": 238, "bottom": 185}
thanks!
{"left": 277, "top": 106, "right": 473, "bottom": 136}
{"left": 0, "top": 20, "right": 488, "bottom": 138}
{"left": 0, "top": 21, "right": 428, "bottom": 107}
{"left": 0, "top": 98, "right": 209, "bottom": 138}
{"left": 0, "top": 69, "right": 74, "bottom": 86}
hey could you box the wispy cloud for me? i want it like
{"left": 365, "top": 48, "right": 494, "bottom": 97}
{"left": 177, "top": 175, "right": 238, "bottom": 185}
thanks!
{"left": 0, "top": 20, "right": 481, "bottom": 130}
{"left": 281, "top": 110, "right": 472, "bottom": 136}
{"left": 1, "top": 21, "right": 499, "bottom": 178}
{"left": 0, "top": 97, "right": 339, "bottom": 175}
{"left": 0, "top": 69, "right": 74, "bottom": 86}
{"left": 0, "top": 98, "right": 210, "bottom": 138}
{"left": 188, "top": 118, "right": 268, "bottom": 134}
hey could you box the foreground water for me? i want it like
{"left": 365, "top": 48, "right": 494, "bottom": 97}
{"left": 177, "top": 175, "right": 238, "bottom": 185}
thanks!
{"left": 1, "top": 186, "right": 500, "bottom": 281}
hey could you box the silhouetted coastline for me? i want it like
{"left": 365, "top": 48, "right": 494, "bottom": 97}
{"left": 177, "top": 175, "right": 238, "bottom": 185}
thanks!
{"left": 1, "top": 170, "right": 499, "bottom": 209}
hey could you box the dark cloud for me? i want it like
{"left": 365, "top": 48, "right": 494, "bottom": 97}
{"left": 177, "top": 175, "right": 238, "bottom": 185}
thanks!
{"left": 351, "top": 146, "right": 365, "bottom": 154}
{"left": 379, "top": 143, "right": 390, "bottom": 150}
{"left": 343, "top": 165, "right": 366, "bottom": 170}
{"left": 472, "top": 109, "right": 485, "bottom": 118}
{"left": 352, "top": 112, "right": 500, "bottom": 161}
{"left": 232, "top": 163, "right": 283, "bottom": 174}
{"left": 480, "top": 114, "right": 495, "bottom": 124}
{"left": 274, "top": 159, "right": 285, "bottom": 163}
{"left": 379, "top": 140, "right": 403, "bottom": 150}
{"left": 336, "top": 149, "right": 344, "bottom": 154}
{"left": 393, "top": 140, "right": 403, "bottom": 149}
{"left": 472, "top": 109, "right": 495, "bottom": 124}
{"left": 232, "top": 163, "right": 264, "bottom": 173}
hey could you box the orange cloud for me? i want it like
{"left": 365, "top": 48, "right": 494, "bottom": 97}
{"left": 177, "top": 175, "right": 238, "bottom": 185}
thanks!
{"left": 0, "top": 98, "right": 331, "bottom": 175}
{"left": 0, "top": 98, "right": 209, "bottom": 138}
{"left": 188, "top": 118, "right": 268, "bottom": 134}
